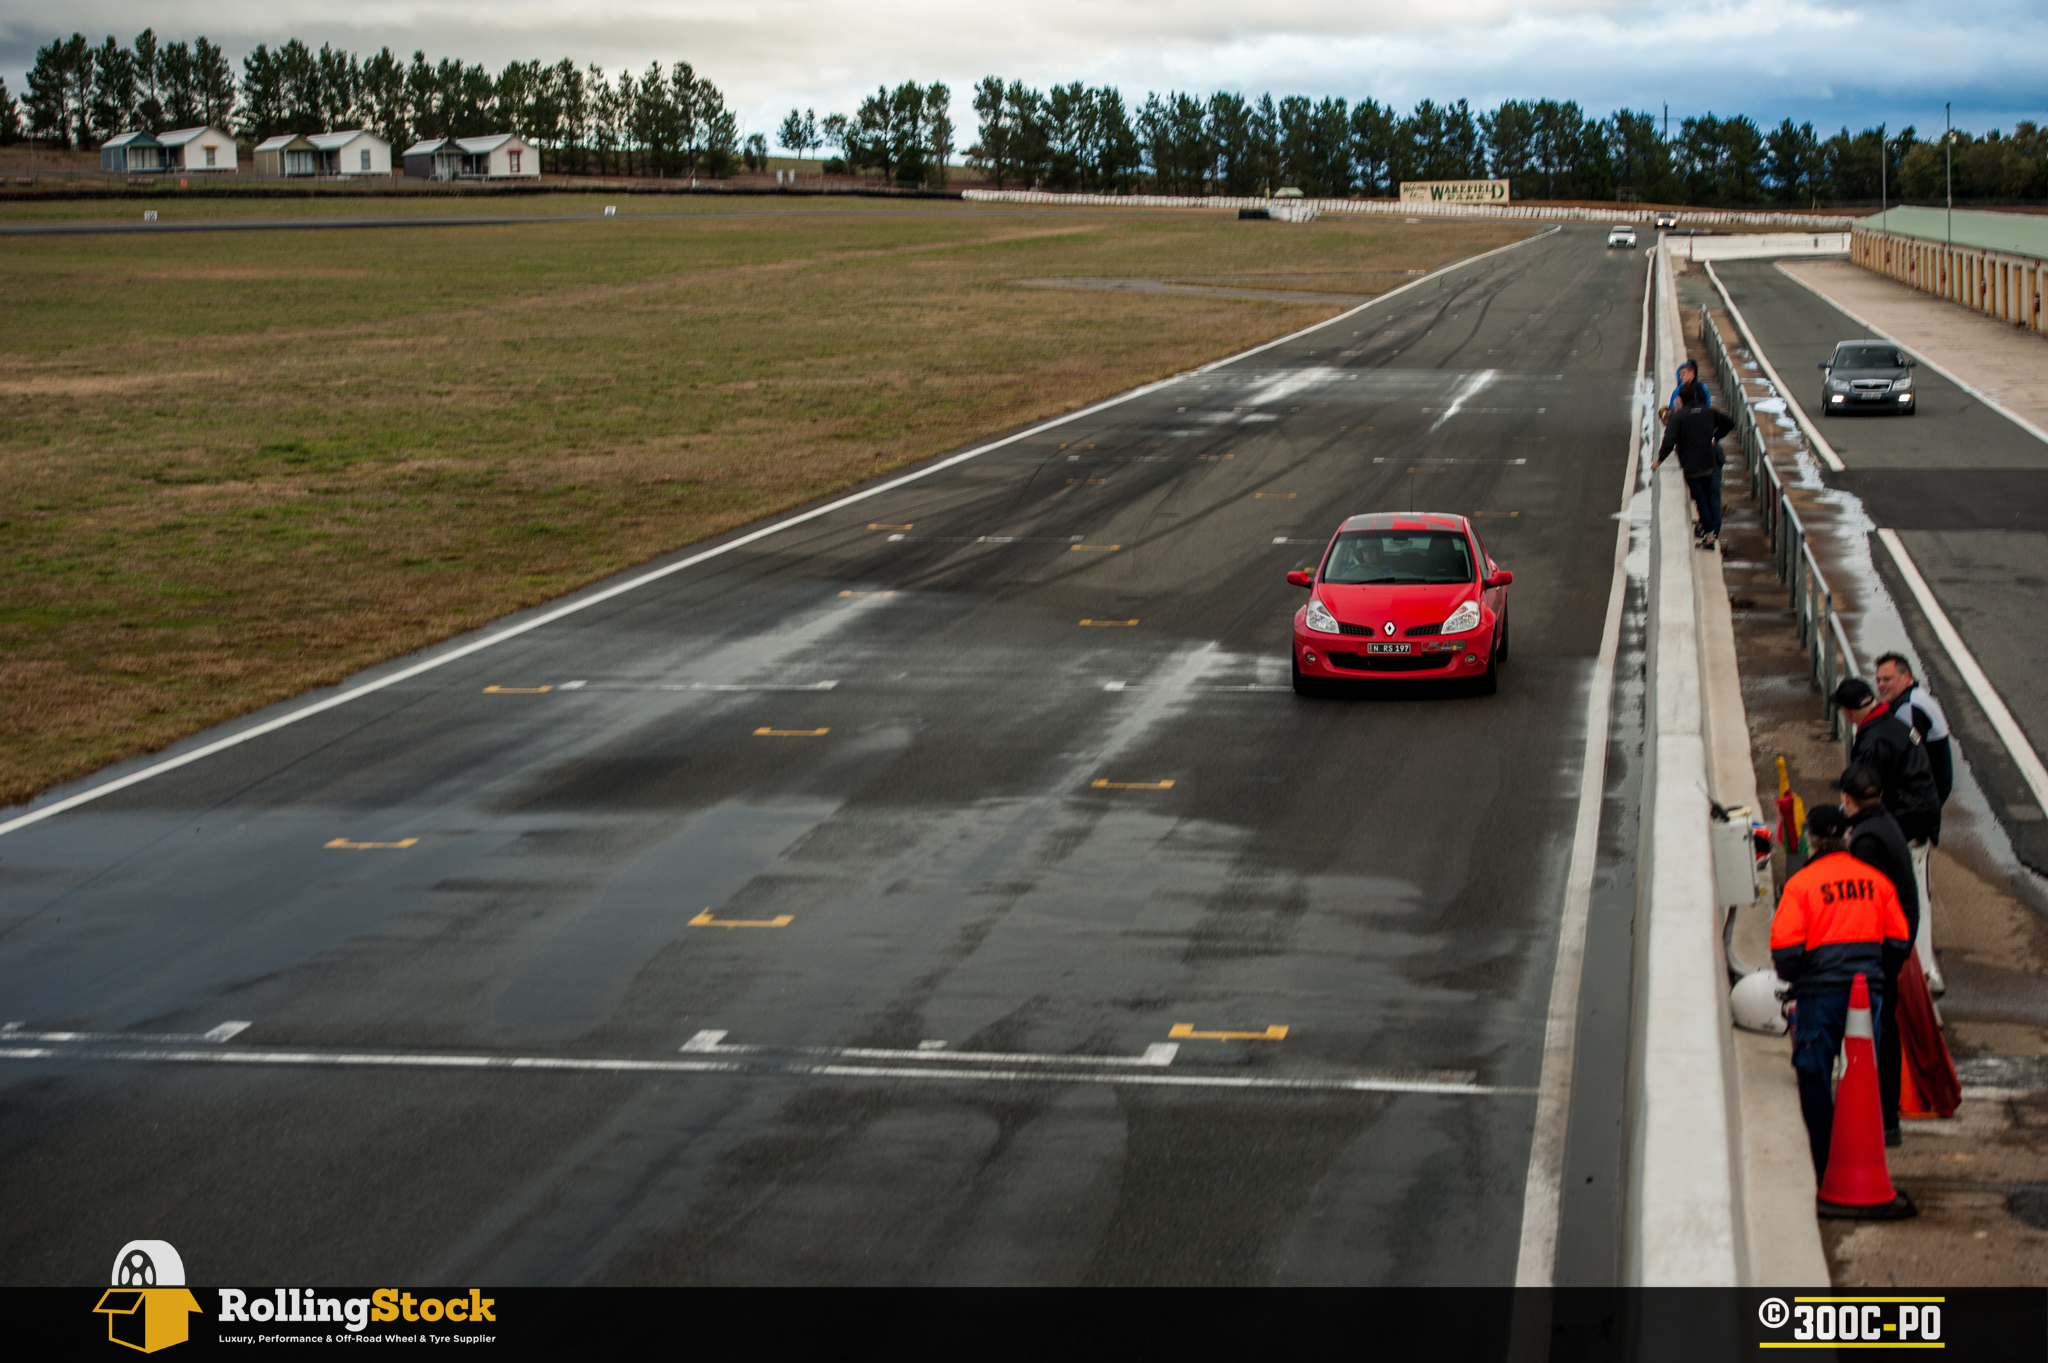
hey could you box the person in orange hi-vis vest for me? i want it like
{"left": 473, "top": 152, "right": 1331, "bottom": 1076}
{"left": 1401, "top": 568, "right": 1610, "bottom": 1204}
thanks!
{"left": 1771, "top": 803, "right": 1913, "bottom": 1180}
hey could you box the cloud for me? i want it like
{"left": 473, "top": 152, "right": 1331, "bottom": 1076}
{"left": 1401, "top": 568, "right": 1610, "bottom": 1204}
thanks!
{"left": 3, "top": 0, "right": 2039, "bottom": 143}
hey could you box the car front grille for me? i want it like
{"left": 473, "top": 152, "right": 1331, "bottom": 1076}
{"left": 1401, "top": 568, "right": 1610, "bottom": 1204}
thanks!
{"left": 1404, "top": 623, "right": 1442, "bottom": 637}
{"left": 1335, "top": 621, "right": 1372, "bottom": 636}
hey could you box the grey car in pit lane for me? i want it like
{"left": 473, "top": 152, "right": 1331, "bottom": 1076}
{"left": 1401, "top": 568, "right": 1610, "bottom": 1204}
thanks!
{"left": 1818, "top": 339, "right": 1917, "bottom": 416}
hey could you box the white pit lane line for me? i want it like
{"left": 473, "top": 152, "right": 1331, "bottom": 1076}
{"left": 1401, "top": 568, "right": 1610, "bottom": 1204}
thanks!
{"left": 0, "top": 226, "right": 1559, "bottom": 840}
{"left": 0, "top": 1037, "right": 1522, "bottom": 1099}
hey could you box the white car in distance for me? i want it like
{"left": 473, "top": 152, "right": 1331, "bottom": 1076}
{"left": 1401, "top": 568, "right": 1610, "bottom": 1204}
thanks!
{"left": 1606, "top": 225, "right": 1638, "bottom": 248}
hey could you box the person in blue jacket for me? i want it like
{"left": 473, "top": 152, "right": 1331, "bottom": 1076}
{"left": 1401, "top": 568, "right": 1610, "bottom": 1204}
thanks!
{"left": 1665, "top": 358, "right": 1711, "bottom": 420}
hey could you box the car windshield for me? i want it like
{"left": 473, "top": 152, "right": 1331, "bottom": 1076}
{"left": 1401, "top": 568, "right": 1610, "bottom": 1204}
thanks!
{"left": 1322, "top": 530, "right": 1474, "bottom": 585}
{"left": 1834, "top": 345, "right": 1906, "bottom": 369}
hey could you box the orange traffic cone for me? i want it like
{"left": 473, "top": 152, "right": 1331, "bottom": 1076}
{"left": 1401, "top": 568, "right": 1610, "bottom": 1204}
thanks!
{"left": 1818, "top": 974, "right": 1917, "bottom": 1220}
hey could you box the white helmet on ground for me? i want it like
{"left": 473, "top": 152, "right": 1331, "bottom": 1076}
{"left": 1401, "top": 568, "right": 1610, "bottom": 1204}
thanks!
{"left": 1731, "top": 969, "right": 1791, "bottom": 1035}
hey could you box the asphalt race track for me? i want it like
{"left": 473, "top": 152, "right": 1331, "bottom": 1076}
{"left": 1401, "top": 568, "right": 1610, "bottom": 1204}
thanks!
{"left": 0, "top": 224, "right": 1645, "bottom": 1286}
{"left": 1712, "top": 261, "right": 2048, "bottom": 867}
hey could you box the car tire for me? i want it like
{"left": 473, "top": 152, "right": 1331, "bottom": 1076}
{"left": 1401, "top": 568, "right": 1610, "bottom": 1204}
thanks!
{"left": 1474, "top": 654, "right": 1499, "bottom": 696}
{"left": 1292, "top": 657, "right": 1323, "bottom": 698}
{"left": 1903, "top": 404, "right": 1916, "bottom": 417}
{"left": 1496, "top": 614, "right": 1510, "bottom": 666}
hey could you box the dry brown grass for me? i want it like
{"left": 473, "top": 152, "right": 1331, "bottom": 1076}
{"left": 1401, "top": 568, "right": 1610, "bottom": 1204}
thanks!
{"left": 1, "top": 198, "right": 1530, "bottom": 804}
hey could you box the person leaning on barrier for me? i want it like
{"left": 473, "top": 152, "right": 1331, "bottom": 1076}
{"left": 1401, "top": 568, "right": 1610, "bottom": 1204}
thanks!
{"left": 1662, "top": 358, "right": 1711, "bottom": 425}
{"left": 1832, "top": 677, "right": 1941, "bottom": 845}
{"left": 1839, "top": 764, "right": 1919, "bottom": 1147}
{"left": 1772, "top": 803, "right": 1912, "bottom": 1180}
{"left": 1874, "top": 652, "right": 1953, "bottom": 807}
{"left": 1653, "top": 379, "right": 1735, "bottom": 550}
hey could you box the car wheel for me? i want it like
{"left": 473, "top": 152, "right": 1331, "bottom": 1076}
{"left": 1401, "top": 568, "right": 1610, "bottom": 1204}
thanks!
{"left": 1474, "top": 653, "right": 1499, "bottom": 696}
{"left": 1903, "top": 403, "right": 1916, "bottom": 417}
{"left": 1292, "top": 656, "right": 1322, "bottom": 698}
{"left": 1496, "top": 614, "right": 1510, "bottom": 665}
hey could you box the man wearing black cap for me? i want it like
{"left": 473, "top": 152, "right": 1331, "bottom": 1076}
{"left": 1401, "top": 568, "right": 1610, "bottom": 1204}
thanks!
{"left": 1840, "top": 765, "right": 1919, "bottom": 1145}
{"left": 1772, "top": 803, "right": 1913, "bottom": 1178}
{"left": 1833, "top": 677, "right": 1941, "bottom": 844}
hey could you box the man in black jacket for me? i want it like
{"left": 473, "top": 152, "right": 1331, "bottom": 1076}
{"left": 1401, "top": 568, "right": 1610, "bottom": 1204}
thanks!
{"left": 1840, "top": 764, "right": 1919, "bottom": 1145}
{"left": 1833, "top": 677, "right": 1942, "bottom": 844}
{"left": 1654, "top": 380, "right": 1737, "bottom": 548}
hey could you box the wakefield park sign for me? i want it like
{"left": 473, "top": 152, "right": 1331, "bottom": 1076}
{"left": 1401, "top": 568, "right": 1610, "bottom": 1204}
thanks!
{"left": 1400, "top": 179, "right": 1511, "bottom": 204}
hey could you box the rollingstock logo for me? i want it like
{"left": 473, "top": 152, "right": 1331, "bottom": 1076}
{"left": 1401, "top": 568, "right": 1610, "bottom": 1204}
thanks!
{"left": 217, "top": 1286, "right": 496, "bottom": 1333}
{"left": 90, "top": 1240, "right": 496, "bottom": 1351}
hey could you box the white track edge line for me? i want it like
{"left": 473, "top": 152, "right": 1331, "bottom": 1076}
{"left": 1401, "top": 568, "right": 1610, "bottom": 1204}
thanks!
{"left": 1704, "top": 260, "right": 1846, "bottom": 472}
{"left": 1772, "top": 261, "right": 2048, "bottom": 448}
{"left": 1512, "top": 245, "right": 1652, "bottom": 1288}
{"left": 0, "top": 1045, "right": 1521, "bottom": 1097}
{"left": 1876, "top": 529, "right": 2048, "bottom": 814}
{"left": 0, "top": 225, "right": 1558, "bottom": 840}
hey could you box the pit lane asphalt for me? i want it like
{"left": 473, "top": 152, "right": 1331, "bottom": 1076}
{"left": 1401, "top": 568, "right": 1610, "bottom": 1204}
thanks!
{"left": 0, "top": 224, "right": 1645, "bottom": 1286}
{"left": 1711, "top": 261, "right": 2048, "bottom": 867}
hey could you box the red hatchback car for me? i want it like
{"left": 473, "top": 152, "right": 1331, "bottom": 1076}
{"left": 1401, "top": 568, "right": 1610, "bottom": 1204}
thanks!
{"left": 1287, "top": 512, "right": 1512, "bottom": 694}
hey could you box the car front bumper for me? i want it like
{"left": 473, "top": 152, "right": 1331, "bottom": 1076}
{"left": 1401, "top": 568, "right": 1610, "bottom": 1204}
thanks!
{"left": 1294, "top": 630, "right": 1492, "bottom": 678}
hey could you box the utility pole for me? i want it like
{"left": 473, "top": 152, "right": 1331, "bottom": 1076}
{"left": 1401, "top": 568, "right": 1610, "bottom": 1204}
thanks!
{"left": 1879, "top": 122, "right": 1886, "bottom": 228}
{"left": 1945, "top": 102, "right": 1952, "bottom": 251}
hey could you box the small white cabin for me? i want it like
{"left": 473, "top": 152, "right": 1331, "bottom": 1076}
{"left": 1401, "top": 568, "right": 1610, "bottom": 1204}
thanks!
{"left": 307, "top": 129, "right": 392, "bottom": 177}
{"left": 158, "top": 126, "right": 238, "bottom": 173}
{"left": 403, "top": 134, "right": 540, "bottom": 181}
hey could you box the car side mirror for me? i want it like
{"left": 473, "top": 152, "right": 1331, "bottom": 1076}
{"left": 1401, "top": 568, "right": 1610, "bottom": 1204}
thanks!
{"left": 1286, "top": 570, "right": 1313, "bottom": 588}
{"left": 1816, "top": 361, "right": 1829, "bottom": 370}
{"left": 1486, "top": 570, "right": 1514, "bottom": 588}
{"left": 1905, "top": 358, "right": 1917, "bottom": 368}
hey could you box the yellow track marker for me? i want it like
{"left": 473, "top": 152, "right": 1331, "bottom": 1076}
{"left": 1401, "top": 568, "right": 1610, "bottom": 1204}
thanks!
{"left": 1169, "top": 1023, "right": 1289, "bottom": 1041}
{"left": 483, "top": 685, "right": 552, "bottom": 693}
{"left": 1091, "top": 778, "right": 1174, "bottom": 790}
{"left": 1254, "top": 492, "right": 1297, "bottom": 499}
{"left": 868, "top": 523, "right": 912, "bottom": 530}
{"left": 755, "top": 727, "right": 830, "bottom": 737}
{"left": 325, "top": 838, "right": 418, "bottom": 849}
{"left": 838, "top": 590, "right": 896, "bottom": 596}
{"left": 1067, "top": 478, "right": 1108, "bottom": 485}
{"left": 1475, "top": 511, "right": 1520, "bottom": 518}
{"left": 689, "top": 910, "right": 794, "bottom": 929}
{"left": 1070, "top": 544, "right": 1121, "bottom": 552}
{"left": 1079, "top": 619, "right": 1138, "bottom": 627}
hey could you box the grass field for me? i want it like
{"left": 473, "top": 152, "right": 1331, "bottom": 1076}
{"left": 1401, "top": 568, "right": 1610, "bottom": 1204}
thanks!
{"left": 2, "top": 197, "right": 1530, "bottom": 806}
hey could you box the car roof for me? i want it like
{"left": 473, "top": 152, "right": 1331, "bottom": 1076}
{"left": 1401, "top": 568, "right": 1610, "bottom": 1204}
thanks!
{"left": 1338, "top": 512, "right": 1471, "bottom": 534}
{"left": 1834, "top": 338, "right": 1894, "bottom": 349}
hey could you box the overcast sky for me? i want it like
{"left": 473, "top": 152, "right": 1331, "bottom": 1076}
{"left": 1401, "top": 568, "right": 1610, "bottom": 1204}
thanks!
{"left": 4, "top": 0, "right": 2040, "bottom": 145}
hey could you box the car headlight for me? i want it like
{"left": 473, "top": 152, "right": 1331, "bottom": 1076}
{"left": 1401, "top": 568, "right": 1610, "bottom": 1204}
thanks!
{"left": 1441, "top": 599, "right": 1482, "bottom": 635}
{"left": 1304, "top": 598, "right": 1340, "bottom": 634}
{"left": 1892, "top": 376, "right": 1913, "bottom": 391}
{"left": 1828, "top": 379, "right": 1850, "bottom": 391}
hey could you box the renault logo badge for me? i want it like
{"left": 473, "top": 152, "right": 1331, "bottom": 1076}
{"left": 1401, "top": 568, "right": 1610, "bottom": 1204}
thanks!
{"left": 1383, "top": 621, "right": 1397, "bottom": 637}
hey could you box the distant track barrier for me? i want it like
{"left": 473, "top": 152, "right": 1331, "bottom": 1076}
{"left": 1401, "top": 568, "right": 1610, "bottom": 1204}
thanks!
{"left": 963, "top": 188, "right": 1851, "bottom": 231}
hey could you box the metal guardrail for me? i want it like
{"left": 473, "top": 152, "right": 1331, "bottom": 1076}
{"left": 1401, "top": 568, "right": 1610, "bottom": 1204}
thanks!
{"left": 1700, "top": 309, "right": 1860, "bottom": 744}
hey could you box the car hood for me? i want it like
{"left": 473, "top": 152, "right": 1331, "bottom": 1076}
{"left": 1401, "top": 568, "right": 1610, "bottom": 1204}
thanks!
{"left": 1830, "top": 366, "right": 1907, "bottom": 380}
{"left": 1316, "top": 581, "right": 1477, "bottom": 632}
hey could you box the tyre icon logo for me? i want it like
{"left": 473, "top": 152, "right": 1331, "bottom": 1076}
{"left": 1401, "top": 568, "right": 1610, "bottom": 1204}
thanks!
{"left": 1759, "top": 1297, "right": 1790, "bottom": 1329}
{"left": 116, "top": 1248, "right": 157, "bottom": 1287}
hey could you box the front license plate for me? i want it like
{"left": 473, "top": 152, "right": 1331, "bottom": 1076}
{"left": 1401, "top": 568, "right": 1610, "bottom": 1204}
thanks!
{"left": 1366, "top": 642, "right": 1412, "bottom": 654}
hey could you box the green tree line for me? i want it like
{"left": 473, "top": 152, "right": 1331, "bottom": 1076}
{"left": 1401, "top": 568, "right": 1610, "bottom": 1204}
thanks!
{"left": 19, "top": 30, "right": 740, "bottom": 175}
{"left": 934, "top": 80, "right": 2048, "bottom": 206}
{"left": 13, "top": 30, "right": 2046, "bottom": 204}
